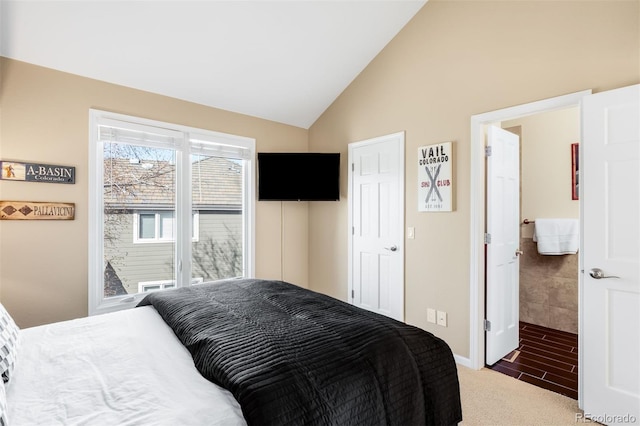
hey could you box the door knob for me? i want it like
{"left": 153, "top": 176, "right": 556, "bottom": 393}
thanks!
{"left": 384, "top": 245, "right": 398, "bottom": 252}
{"left": 589, "top": 268, "right": 620, "bottom": 279}
{"left": 515, "top": 250, "right": 524, "bottom": 256}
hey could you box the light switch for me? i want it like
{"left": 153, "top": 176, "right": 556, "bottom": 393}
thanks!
{"left": 407, "top": 227, "right": 415, "bottom": 239}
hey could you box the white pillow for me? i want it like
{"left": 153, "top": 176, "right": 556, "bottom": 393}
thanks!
{"left": 0, "top": 304, "right": 19, "bottom": 384}
{"left": 0, "top": 382, "right": 7, "bottom": 426}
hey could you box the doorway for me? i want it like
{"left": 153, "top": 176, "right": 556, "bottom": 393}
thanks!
{"left": 469, "top": 86, "right": 640, "bottom": 420}
{"left": 487, "top": 108, "right": 581, "bottom": 399}
{"left": 467, "top": 89, "right": 591, "bottom": 396}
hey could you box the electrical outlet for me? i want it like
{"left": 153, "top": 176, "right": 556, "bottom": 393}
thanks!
{"left": 437, "top": 311, "right": 447, "bottom": 327}
{"left": 427, "top": 308, "right": 436, "bottom": 324}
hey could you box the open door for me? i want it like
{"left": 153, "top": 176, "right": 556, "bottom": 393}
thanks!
{"left": 485, "top": 125, "right": 521, "bottom": 365}
{"left": 582, "top": 84, "right": 639, "bottom": 424}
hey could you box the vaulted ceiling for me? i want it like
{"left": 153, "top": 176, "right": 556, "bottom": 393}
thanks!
{"left": 1, "top": 0, "right": 426, "bottom": 128}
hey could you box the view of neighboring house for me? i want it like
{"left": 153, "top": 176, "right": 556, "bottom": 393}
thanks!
{"left": 103, "top": 149, "right": 243, "bottom": 297}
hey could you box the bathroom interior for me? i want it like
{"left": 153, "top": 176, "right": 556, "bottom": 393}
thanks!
{"left": 489, "top": 106, "right": 580, "bottom": 399}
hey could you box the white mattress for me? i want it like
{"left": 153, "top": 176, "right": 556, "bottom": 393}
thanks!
{"left": 6, "top": 306, "right": 246, "bottom": 425}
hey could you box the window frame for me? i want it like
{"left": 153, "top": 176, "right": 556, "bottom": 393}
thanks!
{"left": 89, "top": 109, "right": 255, "bottom": 316}
{"left": 137, "top": 277, "right": 204, "bottom": 293}
{"left": 133, "top": 211, "right": 200, "bottom": 243}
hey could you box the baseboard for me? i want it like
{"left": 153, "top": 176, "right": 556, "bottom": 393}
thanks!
{"left": 454, "top": 354, "right": 474, "bottom": 369}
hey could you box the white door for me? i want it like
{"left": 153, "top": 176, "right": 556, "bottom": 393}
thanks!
{"left": 348, "top": 132, "right": 405, "bottom": 321}
{"left": 485, "top": 125, "right": 521, "bottom": 365}
{"left": 582, "top": 84, "right": 640, "bottom": 424}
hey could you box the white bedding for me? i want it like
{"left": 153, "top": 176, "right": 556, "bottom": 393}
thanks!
{"left": 6, "top": 306, "right": 246, "bottom": 426}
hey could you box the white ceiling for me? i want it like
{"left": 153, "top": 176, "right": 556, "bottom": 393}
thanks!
{"left": 0, "top": 0, "right": 426, "bottom": 129}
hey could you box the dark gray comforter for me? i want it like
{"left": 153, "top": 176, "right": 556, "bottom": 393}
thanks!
{"left": 138, "top": 278, "right": 462, "bottom": 425}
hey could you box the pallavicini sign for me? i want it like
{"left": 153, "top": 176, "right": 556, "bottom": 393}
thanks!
{"left": 0, "top": 201, "right": 75, "bottom": 220}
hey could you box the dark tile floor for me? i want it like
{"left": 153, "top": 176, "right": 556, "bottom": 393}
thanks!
{"left": 488, "top": 321, "right": 578, "bottom": 400}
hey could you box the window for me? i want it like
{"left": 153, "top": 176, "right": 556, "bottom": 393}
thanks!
{"left": 137, "top": 277, "right": 203, "bottom": 293}
{"left": 133, "top": 211, "right": 199, "bottom": 243}
{"left": 137, "top": 211, "right": 174, "bottom": 241}
{"left": 89, "top": 110, "right": 255, "bottom": 315}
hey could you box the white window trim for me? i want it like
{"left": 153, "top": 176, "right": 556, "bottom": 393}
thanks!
{"left": 138, "top": 277, "right": 203, "bottom": 293}
{"left": 133, "top": 211, "right": 200, "bottom": 243}
{"left": 89, "top": 109, "right": 255, "bottom": 316}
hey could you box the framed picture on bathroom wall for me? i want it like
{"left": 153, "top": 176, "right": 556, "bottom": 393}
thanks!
{"left": 571, "top": 143, "right": 579, "bottom": 200}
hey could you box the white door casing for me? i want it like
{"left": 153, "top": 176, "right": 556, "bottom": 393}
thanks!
{"left": 348, "top": 132, "right": 405, "bottom": 322}
{"left": 485, "top": 125, "right": 521, "bottom": 366}
{"left": 582, "top": 84, "right": 640, "bottom": 424}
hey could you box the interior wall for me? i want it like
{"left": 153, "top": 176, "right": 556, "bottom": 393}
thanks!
{"left": 504, "top": 107, "right": 580, "bottom": 239}
{"left": 0, "top": 58, "right": 309, "bottom": 328}
{"left": 308, "top": 0, "right": 639, "bottom": 358}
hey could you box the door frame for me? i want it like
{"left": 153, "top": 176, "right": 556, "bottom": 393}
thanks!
{"left": 466, "top": 90, "right": 591, "bottom": 394}
{"left": 348, "top": 131, "right": 406, "bottom": 321}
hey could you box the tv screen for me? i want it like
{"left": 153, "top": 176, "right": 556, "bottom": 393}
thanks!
{"left": 258, "top": 153, "right": 340, "bottom": 201}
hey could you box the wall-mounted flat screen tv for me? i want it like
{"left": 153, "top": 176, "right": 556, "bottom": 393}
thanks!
{"left": 258, "top": 152, "right": 340, "bottom": 201}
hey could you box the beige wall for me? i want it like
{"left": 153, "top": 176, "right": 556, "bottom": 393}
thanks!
{"left": 0, "top": 58, "right": 310, "bottom": 328}
{"left": 308, "top": 0, "right": 639, "bottom": 357}
{"left": 503, "top": 107, "right": 580, "bottom": 239}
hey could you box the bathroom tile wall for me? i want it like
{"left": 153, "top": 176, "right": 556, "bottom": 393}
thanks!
{"left": 519, "top": 237, "right": 579, "bottom": 334}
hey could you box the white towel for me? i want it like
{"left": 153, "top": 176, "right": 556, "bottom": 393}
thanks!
{"left": 533, "top": 218, "right": 580, "bottom": 255}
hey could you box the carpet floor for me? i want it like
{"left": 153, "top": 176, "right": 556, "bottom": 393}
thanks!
{"left": 456, "top": 365, "right": 593, "bottom": 425}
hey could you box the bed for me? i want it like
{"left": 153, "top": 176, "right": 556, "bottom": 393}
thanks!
{"left": 1, "top": 278, "right": 462, "bottom": 425}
